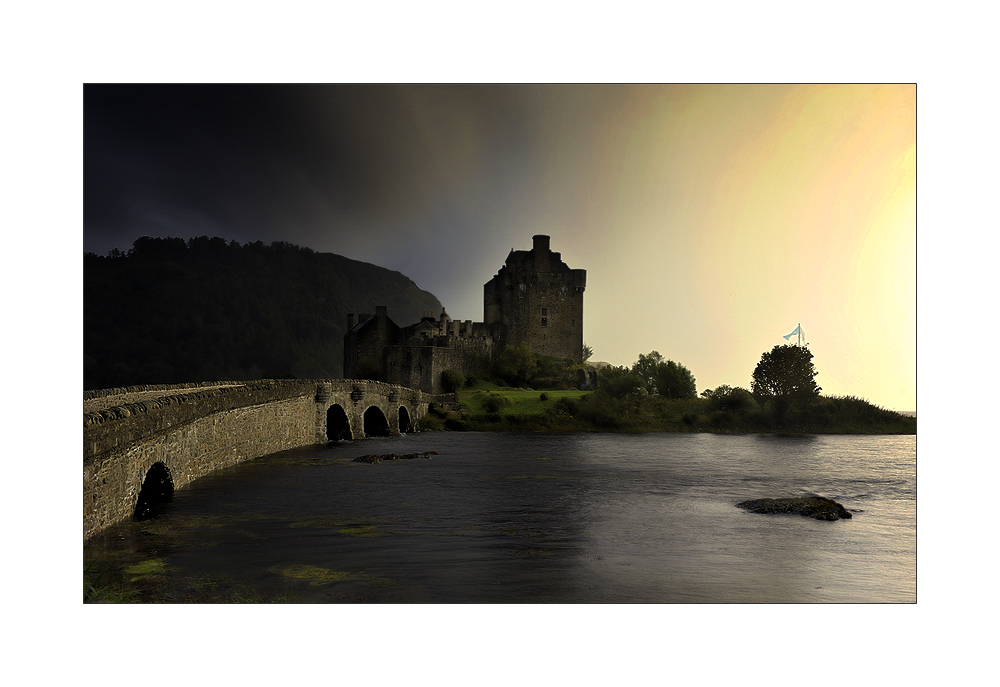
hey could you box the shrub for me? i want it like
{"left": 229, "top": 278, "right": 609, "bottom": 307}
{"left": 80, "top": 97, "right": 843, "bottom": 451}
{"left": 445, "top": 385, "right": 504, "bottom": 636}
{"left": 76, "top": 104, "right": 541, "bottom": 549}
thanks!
{"left": 574, "top": 393, "right": 631, "bottom": 429}
{"left": 493, "top": 342, "right": 537, "bottom": 387}
{"left": 707, "top": 386, "right": 757, "bottom": 414}
{"left": 709, "top": 411, "right": 736, "bottom": 430}
{"left": 444, "top": 417, "right": 467, "bottom": 431}
{"left": 482, "top": 395, "right": 511, "bottom": 413}
{"left": 554, "top": 396, "right": 578, "bottom": 415}
{"left": 598, "top": 365, "right": 646, "bottom": 398}
{"left": 441, "top": 369, "right": 466, "bottom": 393}
{"left": 539, "top": 392, "right": 549, "bottom": 401}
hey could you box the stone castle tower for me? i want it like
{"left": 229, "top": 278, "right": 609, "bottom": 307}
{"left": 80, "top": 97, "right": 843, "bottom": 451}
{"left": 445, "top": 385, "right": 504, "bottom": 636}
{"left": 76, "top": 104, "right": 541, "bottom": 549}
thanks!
{"left": 484, "top": 234, "right": 587, "bottom": 363}
{"left": 345, "top": 235, "right": 586, "bottom": 392}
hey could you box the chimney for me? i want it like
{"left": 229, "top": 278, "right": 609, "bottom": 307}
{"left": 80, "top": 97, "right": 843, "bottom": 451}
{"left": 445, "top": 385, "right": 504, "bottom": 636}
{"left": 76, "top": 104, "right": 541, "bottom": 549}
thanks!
{"left": 348, "top": 313, "right": 355, "bottom": 329}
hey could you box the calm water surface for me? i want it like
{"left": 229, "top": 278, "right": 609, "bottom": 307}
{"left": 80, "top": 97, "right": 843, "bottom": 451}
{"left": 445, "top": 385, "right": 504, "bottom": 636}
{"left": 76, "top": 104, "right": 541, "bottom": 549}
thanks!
{"left": 85, "top": 432, "right": 916, "bottom": 603}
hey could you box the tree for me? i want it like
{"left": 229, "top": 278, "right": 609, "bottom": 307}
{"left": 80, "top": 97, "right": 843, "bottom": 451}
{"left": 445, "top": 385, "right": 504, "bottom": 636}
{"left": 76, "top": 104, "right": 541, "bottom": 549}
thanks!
{"left": 494, "top": 342, "right": 538, "bottom": 387}
{"left": 441, "top": 369, "right": 466, "bottom": 393}
{"left": 631, "top": 351, "right": 697, "bottom": 399}
{"left": 751, "top": 344, "right": 821, "bottom": 403}
{"left": 703, "top": 385, "right": 757, "bottom": 413}
{"left": 582, "top": 343, "right": 594, "bottom": 363}
{"left": 598, "top": 364, "right": 646, "bottom": 398}
{"left": 654, "top": 360, "right": 697, "bottom": 399}
{"left": 631, "top": 351, "right": 664, "bottom": 394}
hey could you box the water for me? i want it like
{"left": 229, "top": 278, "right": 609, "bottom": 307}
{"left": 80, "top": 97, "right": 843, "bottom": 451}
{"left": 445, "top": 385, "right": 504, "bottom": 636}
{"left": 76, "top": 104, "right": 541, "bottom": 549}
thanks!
{"left": 85, "top": 432, "right": 916, "bottom": 603}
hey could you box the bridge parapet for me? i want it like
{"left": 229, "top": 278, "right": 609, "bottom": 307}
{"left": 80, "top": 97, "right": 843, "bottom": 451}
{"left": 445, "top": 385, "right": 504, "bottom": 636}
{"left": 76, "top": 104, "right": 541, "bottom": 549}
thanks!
{"left": 84, "top": 378, "right": 434, "bottom": 540}
{"left": 84, "top": 380, "right": 321, "bottom": 461}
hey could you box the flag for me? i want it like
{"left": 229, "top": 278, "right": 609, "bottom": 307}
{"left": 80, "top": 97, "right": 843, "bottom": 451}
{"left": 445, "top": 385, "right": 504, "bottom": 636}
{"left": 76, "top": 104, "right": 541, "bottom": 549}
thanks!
{"left": 783, "top": 325, "right": 800, "bottom": 340}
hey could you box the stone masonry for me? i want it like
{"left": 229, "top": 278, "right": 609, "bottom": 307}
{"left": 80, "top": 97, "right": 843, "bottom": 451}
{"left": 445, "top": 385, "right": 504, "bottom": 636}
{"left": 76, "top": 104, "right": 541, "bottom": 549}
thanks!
{"left": 84, "top": 379, "right": 447, "bottom": 540}
{"left": 345, "top": 235, "right": 586, "bottom": 393}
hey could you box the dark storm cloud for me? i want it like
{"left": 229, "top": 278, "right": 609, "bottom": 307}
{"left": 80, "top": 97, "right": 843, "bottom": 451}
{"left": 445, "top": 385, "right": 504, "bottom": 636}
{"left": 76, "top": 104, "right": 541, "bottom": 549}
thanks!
{"left": 84, "top": 84, "right": 544, "bottom": 257}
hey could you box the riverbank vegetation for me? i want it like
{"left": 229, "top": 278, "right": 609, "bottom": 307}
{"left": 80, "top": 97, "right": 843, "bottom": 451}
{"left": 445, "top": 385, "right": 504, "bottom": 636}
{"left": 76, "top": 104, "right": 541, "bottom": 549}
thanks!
{"left": 424, "top": 384, "right": 913, "bottom": 434}
{"left": 423, "top": 346, "right": 915, "bottom": 435}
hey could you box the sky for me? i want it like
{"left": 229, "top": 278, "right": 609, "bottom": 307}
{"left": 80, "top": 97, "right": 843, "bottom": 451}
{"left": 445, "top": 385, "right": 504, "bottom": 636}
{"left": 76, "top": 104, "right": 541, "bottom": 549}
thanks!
{"left": 84, "top": 84, "right": 916, "bottom": 410}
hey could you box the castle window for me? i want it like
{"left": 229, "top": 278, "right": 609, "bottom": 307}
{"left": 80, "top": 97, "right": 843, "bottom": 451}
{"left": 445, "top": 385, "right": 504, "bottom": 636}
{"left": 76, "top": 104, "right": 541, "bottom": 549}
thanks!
{"left": 541, "top": 308, "right": 548, "bottom": 327}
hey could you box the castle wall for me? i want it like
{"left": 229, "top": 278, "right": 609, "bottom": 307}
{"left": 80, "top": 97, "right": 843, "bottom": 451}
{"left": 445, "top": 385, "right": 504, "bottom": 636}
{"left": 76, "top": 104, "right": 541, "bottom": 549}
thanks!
{"left": 344, "top": 306, "right": 400, "bottom": 378}
{"left": 384, "top": 336, "right": 494, "bottom": 393}
{"left": 483, "top": 235, "right": 586, "bottom": 362}
{"left": 345, "top": 235, "right": 585, "bottom": 393}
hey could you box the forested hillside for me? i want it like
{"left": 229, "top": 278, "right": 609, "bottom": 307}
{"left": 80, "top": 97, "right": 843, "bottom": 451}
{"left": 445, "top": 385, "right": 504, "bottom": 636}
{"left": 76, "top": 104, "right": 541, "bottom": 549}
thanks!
{"left": 84, "top": 236, "right": 443, "bottom": 390}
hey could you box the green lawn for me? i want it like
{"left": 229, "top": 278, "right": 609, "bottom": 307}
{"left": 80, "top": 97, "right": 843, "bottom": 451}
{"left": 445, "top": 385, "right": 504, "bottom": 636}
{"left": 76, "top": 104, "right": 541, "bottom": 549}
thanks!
{"left": 458, "top": 387, "right": 588, "bottom": 416}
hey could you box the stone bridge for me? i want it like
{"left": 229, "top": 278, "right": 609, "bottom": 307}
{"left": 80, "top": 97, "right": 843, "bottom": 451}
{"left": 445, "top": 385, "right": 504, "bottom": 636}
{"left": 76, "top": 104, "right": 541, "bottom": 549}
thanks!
{"left": 83, "top": 379, "right": 453, "bottom": 540}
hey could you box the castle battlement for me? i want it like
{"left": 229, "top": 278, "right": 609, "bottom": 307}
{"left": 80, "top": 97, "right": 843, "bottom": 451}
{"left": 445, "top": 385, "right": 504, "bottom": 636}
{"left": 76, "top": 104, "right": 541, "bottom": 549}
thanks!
{"left": 345, "top": 235, "right": 585, "bottom": 393}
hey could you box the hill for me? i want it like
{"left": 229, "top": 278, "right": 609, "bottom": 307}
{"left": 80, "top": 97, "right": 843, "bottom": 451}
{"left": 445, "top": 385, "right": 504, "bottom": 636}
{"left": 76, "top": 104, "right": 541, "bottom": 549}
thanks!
{"left": 84, "top": 236, "right": 443, "bottom": 389}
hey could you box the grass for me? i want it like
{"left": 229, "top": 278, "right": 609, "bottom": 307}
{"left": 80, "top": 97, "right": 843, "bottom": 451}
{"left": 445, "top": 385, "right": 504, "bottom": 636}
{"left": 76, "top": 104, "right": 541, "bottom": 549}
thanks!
{"left": 84, "top": 566, "right": 139, "bottom": 603}
{"left": 421, "top": 379, "right": 915, "bottom": 435}
{"left": 459, "top": 387, "right": 588, "bottom": 416}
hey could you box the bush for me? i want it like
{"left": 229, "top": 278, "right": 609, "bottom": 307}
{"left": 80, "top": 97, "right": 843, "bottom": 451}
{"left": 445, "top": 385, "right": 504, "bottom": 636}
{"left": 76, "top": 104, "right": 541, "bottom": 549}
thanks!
{"left": 441, "top": 369, "right": 466, "bottom": 393}
{"left": 598, "top": 365, "right": 646, "bottom": 398}
{"left": 554, "top": 396, "right": 578, "bottom": 415}
{"left": 444, "top": 417, "right": 467, "bottom": 431}
{"left": 493, "top": 342, "right": 537, "bottom": 387}
{"left": 706, "top": 386, "right": 757, "bottom": 414}
{"left": 709, "top": 410, "right": 736, "bottom": 430}
{"left": 539, "top": 392, "right": 549, "bottom": 401}
{"left": 482, "top": 394, "right": 511, "bottom": 413}
{"left": 573, "top": 392, "right": 634, "bottom": 429}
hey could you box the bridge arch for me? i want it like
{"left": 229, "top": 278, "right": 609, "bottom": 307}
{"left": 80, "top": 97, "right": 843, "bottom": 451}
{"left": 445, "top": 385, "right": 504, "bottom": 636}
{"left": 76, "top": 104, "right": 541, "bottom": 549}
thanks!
{"left": 326, "top": 403, "right": 352, "bottom": 441}
{"left": 85, "top": 379, "right": 439, "bottom": 539}
{"left": 134, "top": 461, "right": 174, "bottom": 520}
{"left": 363, "top": 406, "right": 391, "bottom": 437}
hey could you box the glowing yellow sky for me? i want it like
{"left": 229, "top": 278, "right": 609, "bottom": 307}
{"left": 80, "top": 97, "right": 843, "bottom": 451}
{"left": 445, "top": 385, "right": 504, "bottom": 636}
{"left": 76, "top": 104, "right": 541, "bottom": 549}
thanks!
{"left": 542, "top": 85, "right": 915, "bottom": 410}
{"left": 82, "top": 83, "right": 916, "bottom": 411}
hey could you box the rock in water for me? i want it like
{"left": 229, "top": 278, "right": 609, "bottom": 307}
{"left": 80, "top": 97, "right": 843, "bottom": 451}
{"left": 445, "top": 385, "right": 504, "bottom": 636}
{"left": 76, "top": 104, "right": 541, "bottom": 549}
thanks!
{"left": 352, "top": 451, "right": 437, "bottom": 464}
{"left": 737, "top": 496, "right": 852, "bottom": 521}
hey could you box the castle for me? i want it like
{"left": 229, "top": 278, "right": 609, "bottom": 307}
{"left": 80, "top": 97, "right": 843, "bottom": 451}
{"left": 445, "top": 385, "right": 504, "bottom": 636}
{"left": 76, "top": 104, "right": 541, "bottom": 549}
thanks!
{"left": 344, "top": 234, "right": 587, "bottom": 393}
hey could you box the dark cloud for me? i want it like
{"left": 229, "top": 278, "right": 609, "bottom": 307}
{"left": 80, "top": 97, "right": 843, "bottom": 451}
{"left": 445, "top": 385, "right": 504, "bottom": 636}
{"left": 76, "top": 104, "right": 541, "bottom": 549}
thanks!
{"left": 84, "top": 84, "right": 543, "bottom": 253}
{"left": 83, "top": 84, "right": 642, "bottom": 318}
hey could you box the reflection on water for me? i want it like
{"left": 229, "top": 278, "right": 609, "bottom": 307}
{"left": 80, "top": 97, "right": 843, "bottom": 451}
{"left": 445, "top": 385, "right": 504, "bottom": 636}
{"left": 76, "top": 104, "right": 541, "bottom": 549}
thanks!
{"left": 84, "top": 432, "right": 915, "bottom": 603}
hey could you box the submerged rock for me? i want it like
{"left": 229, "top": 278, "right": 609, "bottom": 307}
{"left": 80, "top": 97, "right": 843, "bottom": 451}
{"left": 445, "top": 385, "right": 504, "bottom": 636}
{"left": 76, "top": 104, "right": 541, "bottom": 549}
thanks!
{"left": 737, "top": 496, "right": 852, "bottom": 521}
{"left": 352, "top": 451, "right": 438, "bottom": 464}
